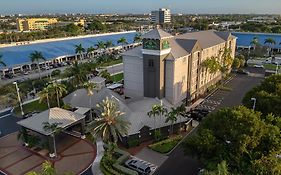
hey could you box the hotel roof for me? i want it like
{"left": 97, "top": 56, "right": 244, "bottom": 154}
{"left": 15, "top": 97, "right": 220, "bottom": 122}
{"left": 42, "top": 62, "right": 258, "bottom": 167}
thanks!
{"left": 17, "top": 108, "right": 85, "bottom": 136}
{"left": 142, "top": 28, "right": 173, "bottom": 40}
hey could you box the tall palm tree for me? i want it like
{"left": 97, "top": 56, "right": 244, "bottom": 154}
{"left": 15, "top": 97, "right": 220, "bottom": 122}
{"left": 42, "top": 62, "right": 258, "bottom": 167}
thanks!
{"left": 83, "top": 82, "right": 97, "bottom": 121}
{"left": 133, "top": 33, "right": 142, "bottom": 43}
{"left": 147, "top": 103, "right": 167, "bottom": 139}
{"left": 43, "top": 122, "right": 62, "bottom": 158}
{"left": 105, "top": 40, "right": 114, "bottom": 48}
{"left": 165, "top": 109, "right": 177, "bottom": 135}
{"left": 75, "top": 44, "right": 85, "bottom": 60}
{"left": 117, "top": 37, "right": 128, "bottom": 49}
{"left": 47, "top": 82, "right": 67, "bottom": 108}
{"left": 0, "top": 54, "right": 6, "bottom": 67}
{"left": 95, "top": 41, "right": 106, "bottom": 50}
{"left": 264, "top": 38, "right": 276, "bottom": 56}
{"left": 87, "top": 97, "right": 130, "bottom": 143}
{"left": 87, "top": 46, "right": 96, "bottom": 59}
{"left": 38, "top": 86, "right": 52, "bottom": 109}
{"left": 29, "top": 51, "right": 46, "bottom": 79}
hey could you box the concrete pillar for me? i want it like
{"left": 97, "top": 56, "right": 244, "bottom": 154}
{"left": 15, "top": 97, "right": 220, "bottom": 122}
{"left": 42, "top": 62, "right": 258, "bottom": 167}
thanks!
{"left": 80, "top": 119, "right": 86, "bottom": 139}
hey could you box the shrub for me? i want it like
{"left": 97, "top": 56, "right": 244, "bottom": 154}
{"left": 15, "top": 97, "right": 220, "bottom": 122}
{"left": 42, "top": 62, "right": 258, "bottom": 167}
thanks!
{"left": 149, "top": 135, "right": 182, "bottom": 154}
{"left": 127, "top": 138, "right": 140, "bottom": 148}
{"left": 51, "top": 69, "right": 61, "bottom": 77}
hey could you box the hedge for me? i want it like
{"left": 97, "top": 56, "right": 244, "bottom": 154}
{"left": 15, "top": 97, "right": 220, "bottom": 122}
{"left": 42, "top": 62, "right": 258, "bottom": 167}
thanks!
{"left": 149, "top": 135, "right": 183, "bottom": 154}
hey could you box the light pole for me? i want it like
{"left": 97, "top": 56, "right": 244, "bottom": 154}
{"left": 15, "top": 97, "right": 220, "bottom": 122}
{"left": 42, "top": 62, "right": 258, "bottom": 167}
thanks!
{"left": 275, "top": 63, "right": 279, "bottom": 75}
{"left": 13, "top": 82, "right": 24, "bottom": 116}
{"left": 251, "top": 98, "right": 256, "bottom": 110}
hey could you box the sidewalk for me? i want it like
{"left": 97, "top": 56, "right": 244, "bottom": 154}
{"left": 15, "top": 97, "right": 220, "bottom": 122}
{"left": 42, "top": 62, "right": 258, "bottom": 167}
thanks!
{"left": 91, "top": 140, "right": 104, "bottom": 175}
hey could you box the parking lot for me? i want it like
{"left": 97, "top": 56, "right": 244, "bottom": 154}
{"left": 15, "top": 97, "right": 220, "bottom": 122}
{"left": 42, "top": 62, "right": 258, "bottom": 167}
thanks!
{"left": 196, "top": 67, "right": 264, "bottom": 114}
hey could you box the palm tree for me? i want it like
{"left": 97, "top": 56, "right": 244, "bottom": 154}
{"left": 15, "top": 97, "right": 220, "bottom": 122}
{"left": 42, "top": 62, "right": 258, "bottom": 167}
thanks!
{"left": 165, "top": 109, "right": 177, "bottom": 135}
{"left": 250, "top": 36, "right": 259, "bottom": 51}
{"left": 87, "top": 97, "right": 130, "bottom": 143}
{"left": 47, "top": 82, "right": 67, "bottom": 108}
{"left": 117, "top": 37, "right": 128, "bottom": 49}
{"left": 86, "top": 46, "right": 96, "bottom": 59}
{"left": 99, "top": 69, "right": 111, "bottom": 82}
{"left": 83, "top": 82, "right": 97, "bottom": 121}
{"left": 95, "top": 41, "right": 106, "bottom": 50}
{"left": 133, "top": 33, "right": 142, "bottom": 43}
{"left": 26, "top": 161, "right": 57, "bottom": 175}
{"left": 0, "top": 54, "right": 6, "bottom": 67}
{"left": 17, "top": 127, "right": 29, "bottom": 146}
{"left": 105, "top": 40, "right": 114, "bottom": 48}
{"left": 29, "top": 51, "right": 46, "bottom": 79}
{"left": 75, "top": 44, "right": 85, "bottom": 60}
{"left": 38, "top": 86, "right": 52, "bottom": 109}
{"left": 43, "top": 122, "right": 62, "bottom": 158}
{"left": 264, "top": 38, "right": 276, "bottom": 56}
{"left": 202, "top": 56, "right": 221, "bottom": 74}
{"left": 147, "top": 103, "right": 167, "bottom": 139}
{"left": 65, "top": 61, "right": 87, "bottom": 87}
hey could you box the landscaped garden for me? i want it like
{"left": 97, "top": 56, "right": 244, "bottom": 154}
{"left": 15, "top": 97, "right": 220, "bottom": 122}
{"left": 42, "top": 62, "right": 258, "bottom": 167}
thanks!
{"left": 149, "top": 135, "right": 182, "bottom": 154}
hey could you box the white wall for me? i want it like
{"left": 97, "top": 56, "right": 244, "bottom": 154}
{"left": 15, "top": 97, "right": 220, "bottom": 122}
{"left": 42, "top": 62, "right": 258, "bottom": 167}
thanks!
{"left": 123, "top": 55, "right": 144, "bottom": 98}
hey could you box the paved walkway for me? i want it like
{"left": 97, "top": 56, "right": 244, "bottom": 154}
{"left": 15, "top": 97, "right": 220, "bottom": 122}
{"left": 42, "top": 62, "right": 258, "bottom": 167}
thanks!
{"left": 0, "top": 132, "right": 96, "bottom": 175}
{"left": 91, "top": 140, "right": 104, "bottom": 175}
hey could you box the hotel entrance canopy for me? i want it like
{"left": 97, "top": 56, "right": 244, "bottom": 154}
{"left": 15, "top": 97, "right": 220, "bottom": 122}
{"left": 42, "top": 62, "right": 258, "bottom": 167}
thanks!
{"left": 17, "top": 107, "right": 85, "bottom": 136}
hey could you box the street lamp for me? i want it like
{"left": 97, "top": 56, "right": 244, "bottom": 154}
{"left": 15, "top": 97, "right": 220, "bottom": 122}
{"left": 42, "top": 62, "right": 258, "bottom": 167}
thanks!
{"left": 275, "top": 63, "right": 279, "bottom": 75}
{"left": 251, "top": 98, "right": 256, "bottom": 110}
{"left": 13, "top": 82, "right": 24, "bottom": 116}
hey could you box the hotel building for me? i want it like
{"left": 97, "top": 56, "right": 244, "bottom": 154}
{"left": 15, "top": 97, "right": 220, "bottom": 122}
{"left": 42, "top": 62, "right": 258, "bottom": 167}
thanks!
{"left": 151, "top": 8, "right": 171, "bottom": 24}
{"left": 16, "top": 18, "right": 58, "bottom": 31}
{"left": 122, "top": 28, "right": 236, "bottom": 106}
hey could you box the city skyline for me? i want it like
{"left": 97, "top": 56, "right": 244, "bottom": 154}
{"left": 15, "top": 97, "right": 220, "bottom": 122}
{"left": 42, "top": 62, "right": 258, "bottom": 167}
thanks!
{"left": 1, "top": 0, "right": 281, "bottom": 15}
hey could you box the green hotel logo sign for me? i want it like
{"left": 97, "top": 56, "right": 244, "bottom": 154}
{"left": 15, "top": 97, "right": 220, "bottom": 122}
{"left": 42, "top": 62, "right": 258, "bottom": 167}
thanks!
{"left": 144, "top": 40, "right": 158, "bottom": 50}
{"left": 162, "top": 40, "right": 170, "bottom": 49}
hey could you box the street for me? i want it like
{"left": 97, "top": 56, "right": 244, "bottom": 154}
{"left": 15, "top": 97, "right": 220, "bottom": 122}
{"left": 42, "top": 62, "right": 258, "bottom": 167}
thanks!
{"left": 155, "top": 67, "right": 264, "bottom": 175}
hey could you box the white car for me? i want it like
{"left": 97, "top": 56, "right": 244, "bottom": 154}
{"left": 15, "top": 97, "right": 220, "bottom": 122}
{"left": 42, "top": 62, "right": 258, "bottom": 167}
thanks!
{"left": 253, "top": 65, "right": 264, "bottom": 68}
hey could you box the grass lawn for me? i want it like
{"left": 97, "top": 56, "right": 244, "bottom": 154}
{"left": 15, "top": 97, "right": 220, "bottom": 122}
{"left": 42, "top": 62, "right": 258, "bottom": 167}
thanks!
{"left": 263, "top": 64, "right": 279, "bottom": 71}
{"left": 111, "top": 73, "right": 124, "bottom": 82}
{"left": 149, "top": 135, "right": 182, "bottom": 154}
{"left": 99, "top": 59, "right": 122, "bottom": 67}
{"left": 13, "top": 100, "right": 48, "bottom": 116}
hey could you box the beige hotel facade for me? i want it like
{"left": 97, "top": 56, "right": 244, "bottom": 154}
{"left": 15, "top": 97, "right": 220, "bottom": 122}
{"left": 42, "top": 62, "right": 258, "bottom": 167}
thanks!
{"left": 122, "top": 28, "right": 236, "bottom": 106}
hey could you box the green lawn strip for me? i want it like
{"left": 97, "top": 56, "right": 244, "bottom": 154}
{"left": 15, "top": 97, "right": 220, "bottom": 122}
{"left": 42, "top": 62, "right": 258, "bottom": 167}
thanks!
{"left": 263, "top": 64, "right": 278, "bottom": 70}
{"left": 13, "top": 100, "right": 48, "bottom": 116}
{"left": 111, "top": 73, "right": 124, "bottom": 82}
{"left": 99, "top": 59, "right": 122, "bottom": 67}
{"left": 149, "top": 135, "right": 183, "bottom": 154}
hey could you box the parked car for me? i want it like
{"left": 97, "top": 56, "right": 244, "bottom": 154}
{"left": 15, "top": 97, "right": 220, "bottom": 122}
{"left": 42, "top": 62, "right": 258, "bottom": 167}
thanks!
{"left": 125, "top": 159, "right": 151, "bottom": 175}
{"left": 253, "top": 64, "right": 264, "bottom": 68}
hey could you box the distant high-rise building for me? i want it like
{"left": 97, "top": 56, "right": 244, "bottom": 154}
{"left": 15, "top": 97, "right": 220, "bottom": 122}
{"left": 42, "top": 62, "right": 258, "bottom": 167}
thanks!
{"left": 151, "top": 8, "right": 171, "bottom": 24}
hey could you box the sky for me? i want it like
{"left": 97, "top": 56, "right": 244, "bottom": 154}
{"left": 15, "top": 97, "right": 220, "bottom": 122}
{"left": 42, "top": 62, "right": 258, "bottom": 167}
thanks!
{"left": 1, "top": 0, "right": 281, "bottom": 15}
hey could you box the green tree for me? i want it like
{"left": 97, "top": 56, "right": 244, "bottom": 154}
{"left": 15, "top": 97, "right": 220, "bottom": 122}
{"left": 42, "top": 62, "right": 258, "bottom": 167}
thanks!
{"left": 87, "top": 97, "right": 130, "bottom": 143}
{"left": 26, "top": 161, "right": 56, "bottom": 175}
{"left": 203, "top": 161, "right": 230, "bottom": 175}
{"left": 99, "top": 69, "right": 111, "bottom": 82}
{"left": 165, "top": 108, "right": 178, "bottom": 134}
{"left": 232, "top": 58, "right": 241, "bottom": 69}
{"left": 264, "top": 38, "right": 276, "bottom": 56}
{"left": 64, "top": 61, "right": 87, "bottom": 87}
{"left": 117, "top": 37, "right": 128, "bottom": 49}
{"left": 43, "top": 122, "right": 62, "bottom": 158}
{"left": 202, "top": 56, "right": 221, "bottom": 74}
{"left": 87, "top": 20, "right": 106, "bottom": 32}
{"left": 105, "top": 40, "right": 114, "bottom": 48}
{"left": 30, "top": 51, "right": 46, "bottom": 79}
{"left": 0, "top": 54, "right": 6, "bottom": 67}
{"left": 243, "top": 74, "right": 281, "bottom": 117}
{"left": 47, "top": 82, "right": 67, "bottom": 108}
{"left": 86, "top": 46, "right": 96, "bottom": 59}
{"left": 133, "top": 33, "right": 142, "bottom": 43}
{"left": 38, "top": 86, "right": 52, "bottom": 108}
{"left": 83, "top": 82, "right": 97, "bottom": 121}
{"left": 75, "top": 43, "right": 85, "bottom": 60}
{"left": 250, "top": 36, "right": 259, "bottom": 51}
{"left": 95, "top": 41, "right": 106, "bottom": 50}
{"left": 183, "top": 106, "right": 281, "bottom": 174}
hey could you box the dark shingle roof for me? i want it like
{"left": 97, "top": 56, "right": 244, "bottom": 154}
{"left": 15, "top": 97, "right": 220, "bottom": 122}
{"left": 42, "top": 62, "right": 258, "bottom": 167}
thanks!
{"left": 142, "top": 28, "right": 173, "bottom": 40}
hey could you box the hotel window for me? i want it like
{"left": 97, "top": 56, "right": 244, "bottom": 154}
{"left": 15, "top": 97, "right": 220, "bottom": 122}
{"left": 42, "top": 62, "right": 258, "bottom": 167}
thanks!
{"left": 148, "top": 59, "right": 154, "bottom": 68}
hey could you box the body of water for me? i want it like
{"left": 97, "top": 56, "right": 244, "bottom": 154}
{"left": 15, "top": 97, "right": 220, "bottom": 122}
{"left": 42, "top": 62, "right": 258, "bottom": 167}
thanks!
{"left": 232, "top": 32, "right": 281, "bottom": 48}
{"left": 0, "top": 32, "right": 136, "bottom": 67}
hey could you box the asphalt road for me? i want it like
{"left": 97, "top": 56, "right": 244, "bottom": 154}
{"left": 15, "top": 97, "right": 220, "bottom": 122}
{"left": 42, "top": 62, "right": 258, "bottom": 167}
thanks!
{"left": 155, "top": 67, "right": 264, "bottom": 175}
{"left": 0, "top": 63, "right": 124, "bottom": 86}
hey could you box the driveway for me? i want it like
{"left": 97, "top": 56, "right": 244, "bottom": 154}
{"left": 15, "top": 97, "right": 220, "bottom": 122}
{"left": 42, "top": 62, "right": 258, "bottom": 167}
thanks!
{"left": 155, "top": 68, "right": 264, "bottom": 175}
